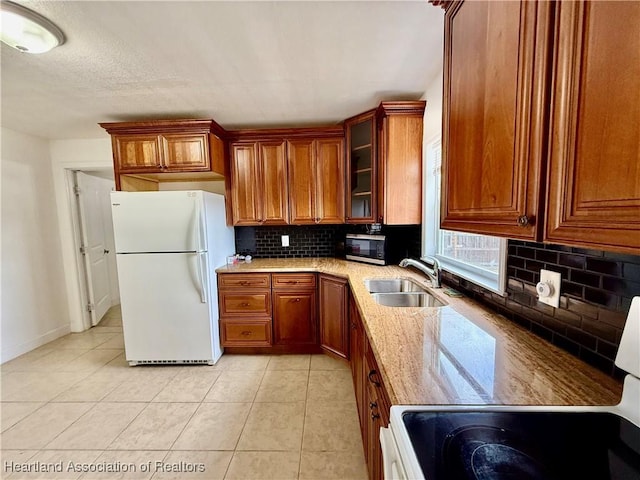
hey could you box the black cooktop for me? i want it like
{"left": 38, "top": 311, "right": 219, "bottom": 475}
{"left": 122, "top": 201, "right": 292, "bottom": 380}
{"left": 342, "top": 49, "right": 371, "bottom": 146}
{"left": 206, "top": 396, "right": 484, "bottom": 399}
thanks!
{"left": 402, "top": 411, "right": 640, "bottom": 480}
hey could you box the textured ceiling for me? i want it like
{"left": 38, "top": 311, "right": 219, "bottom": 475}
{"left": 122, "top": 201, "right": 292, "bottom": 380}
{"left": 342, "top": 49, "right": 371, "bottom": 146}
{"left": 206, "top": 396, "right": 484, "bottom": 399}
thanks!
{"left": 1, "top": 1, "right": 444, "bottom": 139}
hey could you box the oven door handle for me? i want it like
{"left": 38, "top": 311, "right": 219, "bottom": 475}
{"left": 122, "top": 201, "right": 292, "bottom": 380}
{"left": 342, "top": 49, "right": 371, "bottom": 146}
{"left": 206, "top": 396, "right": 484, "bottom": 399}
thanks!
{"left": 380, "top": 426, "right": 408, "bottom": 480}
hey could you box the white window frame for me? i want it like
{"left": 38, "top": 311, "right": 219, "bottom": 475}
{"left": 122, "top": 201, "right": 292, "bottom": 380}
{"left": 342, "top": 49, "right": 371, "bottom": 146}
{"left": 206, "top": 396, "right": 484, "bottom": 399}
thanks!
{"left": 422, "top": 137, "right": 508, "bottom": 296}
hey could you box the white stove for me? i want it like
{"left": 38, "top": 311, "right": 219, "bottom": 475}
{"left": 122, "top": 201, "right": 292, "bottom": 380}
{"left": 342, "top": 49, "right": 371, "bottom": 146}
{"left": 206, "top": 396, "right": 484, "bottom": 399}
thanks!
{"left": 381, "top": 297, "right": 640, "bottom": 480}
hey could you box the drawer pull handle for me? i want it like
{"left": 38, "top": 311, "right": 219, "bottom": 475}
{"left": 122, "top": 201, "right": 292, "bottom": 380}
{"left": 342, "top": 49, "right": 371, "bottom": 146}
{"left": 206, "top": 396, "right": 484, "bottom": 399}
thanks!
{"left": 241, "top": 331, "right": 252, "bottom": 336}
{"left": 240, "top": 302, "right": 250, "bottom": 307}
{"left": 286, "top": 280, "right": 299, "bottom": 284}
{"left": 368, "top": 369, "right": 381, "bottom": 387}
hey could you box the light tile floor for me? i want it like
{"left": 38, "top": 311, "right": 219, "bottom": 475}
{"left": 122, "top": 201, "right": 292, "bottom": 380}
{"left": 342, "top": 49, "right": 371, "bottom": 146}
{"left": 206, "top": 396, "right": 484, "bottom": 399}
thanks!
{"left": 1, "top": 306, "right": 368, "bottom": 480}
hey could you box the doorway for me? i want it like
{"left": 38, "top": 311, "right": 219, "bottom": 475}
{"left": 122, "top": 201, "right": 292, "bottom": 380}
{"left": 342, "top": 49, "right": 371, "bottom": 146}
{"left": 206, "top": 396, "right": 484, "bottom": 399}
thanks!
{"left": 72, "top": 170, "right": 119, "bottom": 327}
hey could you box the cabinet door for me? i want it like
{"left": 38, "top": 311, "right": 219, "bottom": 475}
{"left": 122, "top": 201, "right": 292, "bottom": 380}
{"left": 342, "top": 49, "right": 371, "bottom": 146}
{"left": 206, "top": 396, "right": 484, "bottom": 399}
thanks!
{"left": 545, "top": 1, "right": 640, "bottom": 254}
{"left": 346, "top": 112, "right": 377, "bottom": 224}
{"left": 319, "top": 275, "right": 349, "bottom": 359}
{"left": 259, "top": 141, "right": 289, "bottom": 225}
{"left": 288, "top": 140, "right": 317, "bottom": 224}
{"left": 441, "top": 1, "right": 552, "bottom": 239}
{"left": 378, "top": 107, "right": 425, "bottom": 225}
{"left": 272, "top": 290, "right": 317, "bottom": 345}
{"left": 230, "top": 143, "right": 263, "bottom": 225}
{"left": 161, "top": 133, "right": 210, "bottom": 171}
{"left": 113, "top": 134, "right": 162, "bottom": 173}
{"left": 349, "top": 298, "right": 365, "bottom": 431}
{"left": 316, "top": 138, "right": 346, "bottom": 224}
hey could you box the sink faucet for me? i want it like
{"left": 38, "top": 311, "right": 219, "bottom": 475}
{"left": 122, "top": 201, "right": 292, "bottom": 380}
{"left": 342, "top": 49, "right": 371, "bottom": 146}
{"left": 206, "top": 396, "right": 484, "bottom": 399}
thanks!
{"left": 399, "top": 257, "right": 441, "bottom": 288}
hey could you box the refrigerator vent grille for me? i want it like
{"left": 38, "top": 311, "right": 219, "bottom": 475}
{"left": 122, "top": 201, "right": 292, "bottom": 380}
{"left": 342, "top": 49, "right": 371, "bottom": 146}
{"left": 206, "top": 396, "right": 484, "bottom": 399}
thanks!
{"left": 133, "top": 360, "right": 211, "bottom": 365}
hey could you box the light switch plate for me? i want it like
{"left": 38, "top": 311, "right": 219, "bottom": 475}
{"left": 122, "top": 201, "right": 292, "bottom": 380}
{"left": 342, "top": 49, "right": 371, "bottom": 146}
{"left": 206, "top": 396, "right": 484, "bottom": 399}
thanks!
{"left": 538, "top": 269, "right": 561, "bottom": 308}
{"left": 281, "top": 235, "right": 289, "bottom": 247}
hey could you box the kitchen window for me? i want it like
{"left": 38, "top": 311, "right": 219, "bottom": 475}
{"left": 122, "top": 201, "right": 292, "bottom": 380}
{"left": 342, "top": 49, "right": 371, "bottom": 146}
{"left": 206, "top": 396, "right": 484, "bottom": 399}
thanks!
{"left": 423, "top": 138, "right": 507, "bottom": 295}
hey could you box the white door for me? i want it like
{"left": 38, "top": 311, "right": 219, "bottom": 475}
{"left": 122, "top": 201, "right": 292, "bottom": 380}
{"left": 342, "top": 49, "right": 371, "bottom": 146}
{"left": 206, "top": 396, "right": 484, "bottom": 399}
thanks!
{"left": 77, "top": 172, "right": 113, "bottom": 325}
{"left": 116, "top": 252, "right": 213, "bottom": 363}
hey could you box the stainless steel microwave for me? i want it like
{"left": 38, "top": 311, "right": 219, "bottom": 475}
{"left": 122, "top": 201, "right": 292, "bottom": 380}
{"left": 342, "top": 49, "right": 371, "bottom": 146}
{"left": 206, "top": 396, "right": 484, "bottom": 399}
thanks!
{"left": 345, "top": 234, "right": 388, "bottom": 265}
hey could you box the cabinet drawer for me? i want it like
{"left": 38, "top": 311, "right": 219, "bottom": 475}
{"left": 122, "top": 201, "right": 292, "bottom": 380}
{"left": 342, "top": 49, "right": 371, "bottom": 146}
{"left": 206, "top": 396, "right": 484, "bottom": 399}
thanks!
{"left": 222, "top": 320, "right": 272, "bottom": 347}
{"left": 272, "top": 273, "right": 316, "bottom": 289}
{"left": 219, "top": 292, "right": 271, "bottom": 316}
{"left": 218, "top": 273, "right": 271, "bottom": 289}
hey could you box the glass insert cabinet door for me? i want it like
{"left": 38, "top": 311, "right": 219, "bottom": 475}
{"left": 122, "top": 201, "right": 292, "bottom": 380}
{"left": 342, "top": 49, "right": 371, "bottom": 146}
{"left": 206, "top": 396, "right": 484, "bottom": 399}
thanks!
{"left": 346, "top": 111, "right": 376, "bottom": 223}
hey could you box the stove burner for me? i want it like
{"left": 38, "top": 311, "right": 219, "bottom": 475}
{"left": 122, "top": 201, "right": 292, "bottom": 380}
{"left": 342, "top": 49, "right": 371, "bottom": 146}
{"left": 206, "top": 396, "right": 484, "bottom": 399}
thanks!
{"left": 442, "top": 425, "right": 555, "bottom": 480}
{"left": 471, "top": 444, "right": 549, "bottom": 480}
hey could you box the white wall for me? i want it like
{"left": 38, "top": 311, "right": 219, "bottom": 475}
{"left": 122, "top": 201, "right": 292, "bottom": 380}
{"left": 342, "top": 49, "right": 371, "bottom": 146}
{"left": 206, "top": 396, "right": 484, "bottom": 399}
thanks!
{"left": 1, "top": 128, "right": 70, "bottom": 362}
{"left": 423, "top": 66, "right": 444, "bottom": 144}
{"left": 49, "top": 138, "right": 114, "bottom": 332}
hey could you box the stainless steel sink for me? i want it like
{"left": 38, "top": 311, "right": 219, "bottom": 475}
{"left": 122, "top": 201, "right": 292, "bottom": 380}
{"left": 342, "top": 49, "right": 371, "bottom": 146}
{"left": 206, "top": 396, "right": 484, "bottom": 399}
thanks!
{"left": 364, "top": 278, "right": 427, "bottom": 293}
{"left": 371, "top": 292, "right": 446, "bottom": 308}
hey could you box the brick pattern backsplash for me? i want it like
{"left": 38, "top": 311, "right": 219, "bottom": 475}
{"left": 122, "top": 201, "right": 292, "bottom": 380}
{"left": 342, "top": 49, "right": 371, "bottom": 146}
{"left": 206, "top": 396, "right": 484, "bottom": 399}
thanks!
{"left": 441, "top": 240, "right": 640, "bottom": 377}
{"left": 235, "top": 224, "right": 422, "bottom": 260}
{"left": 235, "top": 225, "right": 342, "bottom": 258}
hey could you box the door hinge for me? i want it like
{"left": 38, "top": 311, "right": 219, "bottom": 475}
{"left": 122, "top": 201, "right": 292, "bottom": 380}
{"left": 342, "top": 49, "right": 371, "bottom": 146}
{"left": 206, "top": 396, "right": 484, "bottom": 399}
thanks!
{"left": 79, "top": 245, "right": 86, "bottom": 255}
{"left": 73, "top": 185, "right": 81, "bottom": 196}
{"left": 87, "top": 303, "right": 94, "bottom": 313}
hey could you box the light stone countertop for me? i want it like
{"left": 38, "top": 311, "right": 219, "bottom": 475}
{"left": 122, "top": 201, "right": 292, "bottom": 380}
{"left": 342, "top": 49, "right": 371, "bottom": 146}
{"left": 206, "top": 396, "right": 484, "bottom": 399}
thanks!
{"left": 216, "top": 258, "right": 623, "bottom": 406}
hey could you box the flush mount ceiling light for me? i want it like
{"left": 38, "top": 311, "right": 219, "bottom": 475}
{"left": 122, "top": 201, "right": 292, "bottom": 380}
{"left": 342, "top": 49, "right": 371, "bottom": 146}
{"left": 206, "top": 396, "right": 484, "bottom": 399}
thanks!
{"left": 1, "top": 0, "right": 65, "bottom": 53}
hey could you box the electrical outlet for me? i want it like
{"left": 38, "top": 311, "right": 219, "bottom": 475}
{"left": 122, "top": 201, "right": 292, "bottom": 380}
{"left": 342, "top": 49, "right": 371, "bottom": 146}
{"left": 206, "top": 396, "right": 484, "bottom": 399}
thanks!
{"left": 537, "top": 269, "right": 561, "bottom": 308}
{"left": 281, "top": 235, "right": 289, "bottom": 247}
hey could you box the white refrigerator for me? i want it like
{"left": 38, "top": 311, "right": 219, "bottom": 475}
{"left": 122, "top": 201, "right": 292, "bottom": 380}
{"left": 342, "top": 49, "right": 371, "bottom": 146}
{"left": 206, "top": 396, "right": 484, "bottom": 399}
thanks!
{"left": 111, "top": 190, "right": 234, "bottom": 365}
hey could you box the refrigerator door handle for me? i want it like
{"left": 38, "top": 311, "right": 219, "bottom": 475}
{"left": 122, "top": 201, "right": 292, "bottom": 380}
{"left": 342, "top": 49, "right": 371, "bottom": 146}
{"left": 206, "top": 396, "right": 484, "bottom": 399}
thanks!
{"left": 196, "top": 252, "right": 208, "bottom": 304}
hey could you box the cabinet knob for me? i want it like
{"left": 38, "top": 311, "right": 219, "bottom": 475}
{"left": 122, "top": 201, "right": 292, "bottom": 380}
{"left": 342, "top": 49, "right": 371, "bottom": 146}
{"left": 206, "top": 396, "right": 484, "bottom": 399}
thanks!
{"left": 371, "top": 412, "right": 380, "bottom": 420}
{"left": 369, "top": 401, "right": 377, "bottom": 409}
{"left": 517, "top": 215, "right": 530, "bottom": 227}
{"left": 293, "top": 298, "right": 301, "bottom": 303}
{"left": 368, "top": 369, "right": 381, "bottom": 387}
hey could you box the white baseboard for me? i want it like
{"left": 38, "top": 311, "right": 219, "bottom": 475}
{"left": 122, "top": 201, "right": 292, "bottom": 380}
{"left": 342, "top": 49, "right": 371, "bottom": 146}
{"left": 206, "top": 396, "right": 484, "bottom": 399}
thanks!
{"left": 1, "top": 324, "right": 71, "bottom": 364}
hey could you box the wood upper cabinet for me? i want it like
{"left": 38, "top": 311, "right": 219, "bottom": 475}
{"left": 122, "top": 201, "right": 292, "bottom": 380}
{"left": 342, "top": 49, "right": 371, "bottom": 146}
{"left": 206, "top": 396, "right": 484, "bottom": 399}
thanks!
{"left": 113, "top": 134, "right": 162, "bottom": 172}
{"left": 272, "top": 273, "right": 317, "bottom": 346}
{"left": 545, "top": 1, "right": 640, "bottom": 253}
{"left": 318, "top": 274, "right": 349, "bottom": 359}
{"left": 230, "top": 141, "right": 289, "bottom": 226}
{"left": 377, "top": 102, "right": 426, "bottom": 225}
{"left": 440, "top": 1, "right": 552, "bottom": 239}
{"left": 161, "top": 133, "right": 210, "bottom": 171}
{"left": 100, "top": 119, "right": 227, "bottom": 191}
{"left": 288, "top": 138, "right": 345, "bottom": 225}
{"left": 345, "top": 111, "right": 377, "bottom": 224}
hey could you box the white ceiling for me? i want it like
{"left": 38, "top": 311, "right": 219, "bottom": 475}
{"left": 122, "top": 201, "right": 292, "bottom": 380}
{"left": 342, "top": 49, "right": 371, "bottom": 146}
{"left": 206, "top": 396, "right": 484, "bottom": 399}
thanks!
{"left": 1, "top": 1, "right": 444, "bottom": 140}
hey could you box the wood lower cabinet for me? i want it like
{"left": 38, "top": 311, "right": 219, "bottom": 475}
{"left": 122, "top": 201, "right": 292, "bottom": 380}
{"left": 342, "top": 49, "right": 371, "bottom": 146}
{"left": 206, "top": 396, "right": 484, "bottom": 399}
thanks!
{"left": 218, "top": 273, "right": 272, "bottom": 347}
{"left": 349, "top": 297, "right": 391, "bottom": 480}
{"left": 349, "top": 296, "right": 365, "bottom": 431}
{"left": 319, "top": 274, "right": 349, "bottom": 359}
{"left": 544, "top": 1, "right": 640, "bottom": 253}
{"left": 363, "top": 344, "right": 391, "bottom": 480}
{"left": 272, "top": 273, "right": 317, "bottom": 346}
